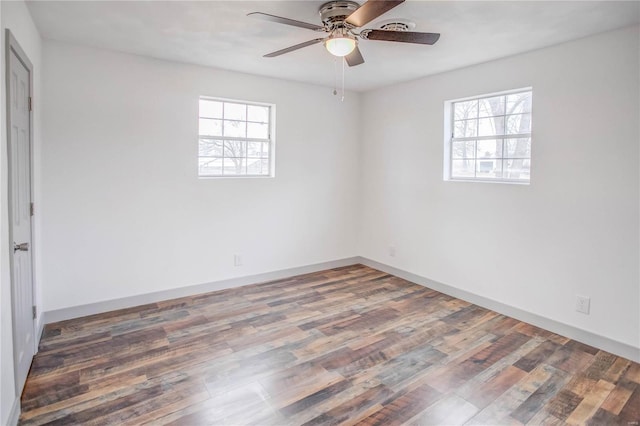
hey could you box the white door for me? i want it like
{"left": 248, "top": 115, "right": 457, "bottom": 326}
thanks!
{"left": 8, "top": 46, "right": 35, "bottom": 392}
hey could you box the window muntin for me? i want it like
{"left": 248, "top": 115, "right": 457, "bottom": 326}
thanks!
{"left": 198, "top": 98, "right": 274, "bottom": 177}
{"left": 447, "top": 90, "right": 532, "bottom": 183}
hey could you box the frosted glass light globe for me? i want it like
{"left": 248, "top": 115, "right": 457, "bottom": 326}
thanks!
{"left": 325, "top": 36, "right": 356, "bottom": 57}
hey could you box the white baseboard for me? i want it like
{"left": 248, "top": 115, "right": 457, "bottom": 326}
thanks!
{"left": 43, "top": 257, "right": 361, "bottom": 324}
{"left": 358, "top": 257, "right": 640, "bottom": 363}
{"left": 36, "top": 314, "right": 45, "bottom": 342}
{"left": 7, "top": 397, "right": 20, "bottom": 426}
{"left": 41, "top": 255, "right": 639, "bottom": 363}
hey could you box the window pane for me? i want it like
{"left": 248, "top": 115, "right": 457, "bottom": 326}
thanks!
{"left": 248, "top": 105, "right": 269, "bottom": 123}
{"left": 260, "top": 159, "right": 270, "bottom": 175}
{"left": 476, "top": 159, "right": 503, "bottom": 178}
{"left": 504, "top": 159, "right": 530, "bottom": 180}
{"left": 247, "top": 158, "right": 261, "bottom": 175}
{"left": 199, "top": 118, "right": 222, "bottom": 136}
{"left": 507, "top": 92, "right": 532, "bottom": 114}
{"left": 478, "top": 116, "right": 504, "bottom": 137}
{"left": 247, "top": 141, "right": 260, "bottom": 158}
{"left": 224, "top": 102, "right": 247, "bottom": 121}
{"left": 451, "top": 141, "right": 475, "bottom": 159}
{"left": 199, "top": 100, "right": 223, "bottom": 118}
{"left": 478, "top": 96, "right": 505, "bottom": 117}
{"left": 447, "top": 90, "right": 531, "bottom": 183}
{"left": 247, "top": 122, "right": 269, "bottom": 139}
{"left": 451, "top": 159, "right": 475, "bottom": 178}
{"left": 247, "top": 158, "right": 269, "bottom": 175}
{"left": 454, "top": 119, "right": 477, "bottom": 138}
{"left": 199, "top": 139, "right": 223, "bottom": 157}
{"left": 477, "top": 139, "right": 502, "bottom": 159}
{"left": 199, "top": 158, "right": 222, "bottom": 176}
{"left": 247, "top": 141, "right": 270, "bottom": 158}
{"left": 224, "top": 140, "right": 246, "bottom": 158}
{"left": 454, "top": 100, "right": 478, "bottom": 121}
{"left": 506, "top": 113, "right": 531, "bottom": 134}
{"left": 198, "top": 98, "right": 274, "bottom": 178}
{"left": 505, "top": 138, "right": 531, "bottom": 158}
{"left": 224, "top": 120, "right": 247, "bottom": 138}
{"left": 223, "top": 157, "right": 246, "bottom": 175}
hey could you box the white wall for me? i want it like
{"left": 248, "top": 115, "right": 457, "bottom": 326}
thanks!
{"left": 31, "top": 15, "right": 640, "bottom": 379}
{"left": 360, "top": 26, "right": 640, "bottom": 353}
{"left": 41, "top": 41, "right": 360, "bottom": 312}
{"left": 0, "top": 1, "right": 43, "bottom": 424}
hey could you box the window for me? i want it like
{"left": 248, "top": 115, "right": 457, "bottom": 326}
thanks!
{"left": 445, "top": 89, "right": 532, "bottom": 183}
{"left": 198, "top": 97, "right": 274, "bottom": 177}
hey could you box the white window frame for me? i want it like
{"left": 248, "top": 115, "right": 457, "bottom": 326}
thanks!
{"left": 443, "top": 87, "right": 532, "bottom": 185}
{"left": 198, "top": 96, "right": 276, "bottom": 178}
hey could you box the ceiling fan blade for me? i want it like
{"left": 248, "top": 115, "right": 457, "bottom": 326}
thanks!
{"left": 345, "top": 0, "right": 404, "bottom": 28}
{"left": 365, "top": 30, "right": 440, "bottom": 45}
{"left": 247, "top": 12, "right": 325, "bottom": 31}
{"left": 264, "top": 38, "right": 325, "bottom": 58}
{"left": 345, "top": 46, "right": 365, "bottom": 67}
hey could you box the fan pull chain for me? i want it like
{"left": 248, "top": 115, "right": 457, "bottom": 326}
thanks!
{"left": 333, "top": 57, "right": 338, "bottom": 96}
{"left": 341, "top": 57, "right": 345, "bottom": 102}
{"left": 331, "top": 57, "right": 346, "bottom": 101}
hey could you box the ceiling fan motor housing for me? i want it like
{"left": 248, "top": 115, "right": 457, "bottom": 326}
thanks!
{"left": 319, "top": 1, "right": 360, "bottom": 27}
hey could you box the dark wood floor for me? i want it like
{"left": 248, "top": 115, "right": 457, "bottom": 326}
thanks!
{"left": 20, "top": 264, "right": 640, "bottom": 425}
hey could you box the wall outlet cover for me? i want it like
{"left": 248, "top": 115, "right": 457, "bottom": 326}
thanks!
{"left": 576, "top": 295, "right": 590, "bottom": 314}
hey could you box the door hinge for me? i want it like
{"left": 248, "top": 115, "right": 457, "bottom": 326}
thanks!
{"left": 28, "top": 97, "right": 32, "bottom": 112}
{"left": 32, "top": 305, "right": 37, "bottom": 319}
{"left": 30, "top": 202, "right": 34, "bottom": 217}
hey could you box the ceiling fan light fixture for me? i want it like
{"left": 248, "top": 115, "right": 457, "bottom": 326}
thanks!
{"left": 324, "top": 35, "right": 357, "bottom": 57}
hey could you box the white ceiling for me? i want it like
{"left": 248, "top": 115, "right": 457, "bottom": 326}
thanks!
{"left": 27, "top": 1, "right": 640, "bottom": 91}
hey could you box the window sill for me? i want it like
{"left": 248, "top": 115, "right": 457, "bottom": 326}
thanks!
{"left": 444, "top": 178, "right": 529, "bottom": 185}
{"left": 198, "top": 175, "right": 275, "bottom": 180}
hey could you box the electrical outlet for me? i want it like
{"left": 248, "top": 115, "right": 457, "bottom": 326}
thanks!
{"left": 389, "top": 246, "right": 396, "bottom": 257}
{"left": 234, "top": 254, "right": 242, "bottom": 267}
{"left": 576, "top": 295, "right": 590, "bottom": 314}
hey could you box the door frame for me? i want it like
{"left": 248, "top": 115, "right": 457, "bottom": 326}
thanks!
{"left": 5, "top": 29, "right": 37, "bottom": 394}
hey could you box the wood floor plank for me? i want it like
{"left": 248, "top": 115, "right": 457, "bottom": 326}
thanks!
{"left": 513, "top": 340, "right": 562, "bottom": 373}
{"left": 546, "top": 389, "right": 584, "bottom": 421}
{"left": 465, "top": 363, "right": 559, "bottom": 425}
{"left": 546, "top": 344, "right": 595, "bottom": 375}
{"left": 20, "top": 264, "right": 640, "bottom": 425}
{"left": 461, "top": 365, "right": 528, "bottom": 409}
{"left": 301, "top": 384, "right": 393, "bottom": 426}
{"left": 618, "top": 384, "right": 640, "bottom": 423}
{"left": 405, "top": 394, "right": 478, "bottom": 425}
{"left": 600, "top": 384, "right": 633, "bottom": 415}
{"left": 565, "top": 378, "right": 615, "bottom": 425}
{"left": 279, "top": 380, "right": 351, "bottom": 417}
{"left": 259, "top": 363, "right": 344, "bottom": 408}
{"left": 510, "top": 365, "right": 569, "bottom": 424}
{"left": 358, "top": 383, "right": 442, "bottom": 426}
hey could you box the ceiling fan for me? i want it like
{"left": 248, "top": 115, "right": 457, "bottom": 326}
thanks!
{"left": 247, "top": 0, "right": 440, "bottom": 67}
